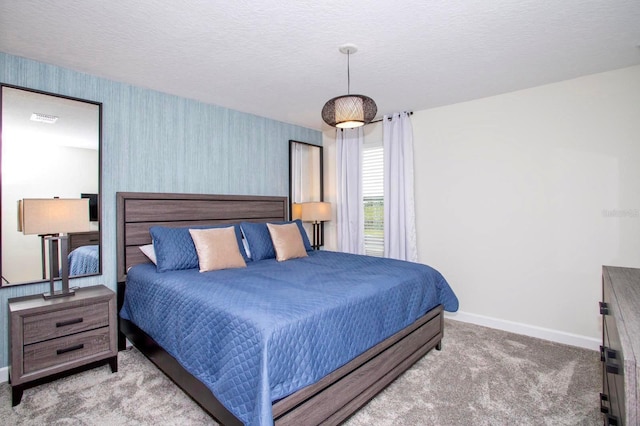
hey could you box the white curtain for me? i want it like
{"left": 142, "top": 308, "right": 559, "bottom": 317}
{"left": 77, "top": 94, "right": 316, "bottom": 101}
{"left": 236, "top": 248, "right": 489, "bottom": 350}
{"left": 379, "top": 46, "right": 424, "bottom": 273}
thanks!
{"left": 383, "top": 112, "right": 417, "bottom": 262}
{"left": 336, "top": 127, "right": 365, "bottom": 254}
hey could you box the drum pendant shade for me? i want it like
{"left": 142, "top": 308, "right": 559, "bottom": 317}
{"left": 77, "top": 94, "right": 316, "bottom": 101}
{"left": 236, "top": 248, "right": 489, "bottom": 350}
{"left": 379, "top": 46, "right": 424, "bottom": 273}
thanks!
{"left": 322, "top": 45, "right": 377, "bottom": 128}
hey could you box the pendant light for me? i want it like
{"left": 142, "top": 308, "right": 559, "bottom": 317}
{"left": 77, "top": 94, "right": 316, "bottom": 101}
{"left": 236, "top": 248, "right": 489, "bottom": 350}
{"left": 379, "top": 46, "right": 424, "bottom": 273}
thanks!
{"left": 322, "top": 44, "right": 377, "bottom": 128}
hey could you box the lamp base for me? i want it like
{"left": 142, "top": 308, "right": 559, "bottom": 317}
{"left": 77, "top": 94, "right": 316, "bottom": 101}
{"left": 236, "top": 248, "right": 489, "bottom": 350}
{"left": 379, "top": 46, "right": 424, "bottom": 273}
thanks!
{"left": 43, "top": 235, "right": 74, "bottom": 300}
{"left": 43, "top": 288, "right": 75, "bottom": 300}
{"left": 311, "top": 221, "right": 321, "bottom": 250}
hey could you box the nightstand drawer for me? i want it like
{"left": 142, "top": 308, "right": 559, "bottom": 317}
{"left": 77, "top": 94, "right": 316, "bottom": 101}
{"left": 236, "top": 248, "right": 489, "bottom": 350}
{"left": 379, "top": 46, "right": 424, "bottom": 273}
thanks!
{"left": 23, "top": 327, "right": 111, "bottom": 374}
{"left": 23, "top": 302, "right": 109, "bottom": 344}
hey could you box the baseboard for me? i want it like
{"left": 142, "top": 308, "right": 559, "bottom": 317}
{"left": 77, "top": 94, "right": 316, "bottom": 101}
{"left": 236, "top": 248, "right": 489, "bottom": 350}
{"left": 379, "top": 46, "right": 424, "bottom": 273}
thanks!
{"left": 445, "top": 310, "right": 600, "bottom": 351}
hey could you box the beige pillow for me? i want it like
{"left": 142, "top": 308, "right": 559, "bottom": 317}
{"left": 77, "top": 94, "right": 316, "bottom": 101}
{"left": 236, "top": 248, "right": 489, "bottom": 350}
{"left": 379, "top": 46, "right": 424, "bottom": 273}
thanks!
{"left": 267, "top": 223, "right": 308, "bottom": 262}
{"left": 188, "top": 227, "right": 247, "bottom": 272}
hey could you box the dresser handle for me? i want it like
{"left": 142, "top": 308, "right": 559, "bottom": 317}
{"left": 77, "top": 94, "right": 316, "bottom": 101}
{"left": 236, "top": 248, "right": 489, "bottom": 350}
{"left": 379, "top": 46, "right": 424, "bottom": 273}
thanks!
{"left": 604, "top": 348, "right": 620, "bottom": 375}
{"left": 599, "top": 392, "right": 609, "bottom": 413}
{"left": 56, "top": 344, "right": 84, "bottom": 355}
{"left": 599, "top": 301, "right": 609, "bottom": 315}
{"left": 606, "top": 414, "right": 619, "bottom": 425}
{"left": 56, "top": 318, "right": 83, "bottom": 328}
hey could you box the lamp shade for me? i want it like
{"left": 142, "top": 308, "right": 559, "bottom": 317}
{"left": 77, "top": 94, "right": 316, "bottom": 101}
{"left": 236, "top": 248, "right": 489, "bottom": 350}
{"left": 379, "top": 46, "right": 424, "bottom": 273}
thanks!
{"left": 291, "top": 202, "right": 303, "bottom": 220}
{"left": 322, "top": 94, "right": 377, "bottom": 128}
{"left": 19, "top": 198, "right": 91, "bottom": 235}
{"left": 301, "top": 202, "right": 332, "bottom": 222}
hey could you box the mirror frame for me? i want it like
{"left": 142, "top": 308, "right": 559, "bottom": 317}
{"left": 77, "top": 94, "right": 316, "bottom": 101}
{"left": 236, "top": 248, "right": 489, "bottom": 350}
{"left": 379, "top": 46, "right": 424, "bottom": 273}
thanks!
{"left": 288, "top": 140, "right": 324, "bottom": 246}
{"left": 0, "top": 83, "right": 103, "bottom": 287}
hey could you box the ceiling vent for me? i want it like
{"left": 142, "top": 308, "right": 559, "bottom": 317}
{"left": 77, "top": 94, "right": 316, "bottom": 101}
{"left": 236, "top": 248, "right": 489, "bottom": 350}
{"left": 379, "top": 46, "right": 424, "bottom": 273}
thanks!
{"left": 30, "top": 113, "right": 58, "bottom": 124}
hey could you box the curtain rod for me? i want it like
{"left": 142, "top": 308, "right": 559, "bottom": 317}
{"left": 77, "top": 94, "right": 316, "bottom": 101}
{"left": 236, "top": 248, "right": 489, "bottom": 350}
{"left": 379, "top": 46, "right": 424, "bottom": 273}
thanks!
{"left": 368, "top": 111, "right": 413, "bottom": 124}
{"left": 338, "top": 111, "right": 414, "bottom": 131}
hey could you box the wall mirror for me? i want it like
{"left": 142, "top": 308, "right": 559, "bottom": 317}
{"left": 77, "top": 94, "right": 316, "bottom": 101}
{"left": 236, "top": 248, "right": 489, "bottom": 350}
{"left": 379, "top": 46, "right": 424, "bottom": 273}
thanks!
{"left": 1, "top": 84, "right": 102, "bottom": 286}
{"left": 289, "top": 140, "right": 324, "bottom": 246}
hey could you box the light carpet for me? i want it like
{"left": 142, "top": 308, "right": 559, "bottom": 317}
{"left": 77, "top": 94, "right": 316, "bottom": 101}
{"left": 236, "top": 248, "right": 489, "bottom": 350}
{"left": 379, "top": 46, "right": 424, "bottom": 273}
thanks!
{"left": 0, "top": 319, "right": 601, "bottom": 425}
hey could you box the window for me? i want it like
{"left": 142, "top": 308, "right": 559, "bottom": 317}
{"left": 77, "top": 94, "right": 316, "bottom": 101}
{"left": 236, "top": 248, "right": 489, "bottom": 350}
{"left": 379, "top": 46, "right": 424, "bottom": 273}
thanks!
{"left": 362, "top": 144, "right": 383, "bottom": 256}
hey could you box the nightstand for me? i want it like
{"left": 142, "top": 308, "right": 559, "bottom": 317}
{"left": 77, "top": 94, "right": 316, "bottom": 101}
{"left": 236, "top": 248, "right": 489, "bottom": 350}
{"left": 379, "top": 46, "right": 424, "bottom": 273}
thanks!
{"left": 8, "top": 285, "right": 117, "bottom": 406}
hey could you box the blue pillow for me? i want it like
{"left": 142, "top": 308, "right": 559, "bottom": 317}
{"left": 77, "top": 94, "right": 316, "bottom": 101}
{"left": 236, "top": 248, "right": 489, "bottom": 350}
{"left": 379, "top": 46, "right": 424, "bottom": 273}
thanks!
{"left": 241, "top": 219, "right": 312, "bottom": 261}
{"left": 150, "top": 224, "right": 249, "bottom": 272}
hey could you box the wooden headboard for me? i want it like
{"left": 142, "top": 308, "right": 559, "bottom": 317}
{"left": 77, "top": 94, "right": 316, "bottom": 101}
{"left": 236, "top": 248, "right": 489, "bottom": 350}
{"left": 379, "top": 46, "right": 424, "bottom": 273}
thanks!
{"left": 116, "top": 192, "right": 288, "bottom": 282}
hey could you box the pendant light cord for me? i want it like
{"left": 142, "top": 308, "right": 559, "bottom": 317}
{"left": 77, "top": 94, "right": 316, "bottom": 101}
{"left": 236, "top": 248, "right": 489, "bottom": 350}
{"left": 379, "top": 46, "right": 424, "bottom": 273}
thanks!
{"left": 347, "top": 50, "right": 351, "bottom": 95}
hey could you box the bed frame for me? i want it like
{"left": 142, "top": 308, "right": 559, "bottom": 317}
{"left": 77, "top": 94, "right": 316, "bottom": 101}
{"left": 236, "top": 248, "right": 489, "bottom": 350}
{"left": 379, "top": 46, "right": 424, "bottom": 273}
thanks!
{"left": 116, "top": 192, "right": 444, "bottom": 425}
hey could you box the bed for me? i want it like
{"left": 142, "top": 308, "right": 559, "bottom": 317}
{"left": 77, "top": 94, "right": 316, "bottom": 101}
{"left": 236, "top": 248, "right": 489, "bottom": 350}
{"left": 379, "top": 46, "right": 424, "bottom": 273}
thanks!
{"left": 68, "top": 244, "right": 99, "bottom": 275}
{"left": 67, "top": 230, "right": 100, "bottom": 276}
{"left": 116, "top": 192, "right": 458, "bottom": 425}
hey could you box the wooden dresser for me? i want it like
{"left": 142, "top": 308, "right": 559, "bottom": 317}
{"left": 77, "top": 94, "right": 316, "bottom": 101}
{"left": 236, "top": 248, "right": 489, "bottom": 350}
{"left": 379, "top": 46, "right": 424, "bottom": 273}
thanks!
{"left": 601, "top": 266, "right": 640, "bottom": 425}
{"left": 8, "top": 285, "right": 117, "bottom": 405}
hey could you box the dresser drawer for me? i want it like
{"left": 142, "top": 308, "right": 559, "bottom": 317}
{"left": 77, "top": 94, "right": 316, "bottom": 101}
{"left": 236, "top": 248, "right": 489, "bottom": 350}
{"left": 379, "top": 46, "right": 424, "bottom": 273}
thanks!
{"left": 603, "top": 316, "right": 625, "bottom": 422}
{"left": 602, "top": 266, "right": 640, "bottom": 426}
{"left": 23, "top": 327, "right": 111, "bottom": 374}
{"left": 23, "top": 302, "right": 109, "bottom": 344}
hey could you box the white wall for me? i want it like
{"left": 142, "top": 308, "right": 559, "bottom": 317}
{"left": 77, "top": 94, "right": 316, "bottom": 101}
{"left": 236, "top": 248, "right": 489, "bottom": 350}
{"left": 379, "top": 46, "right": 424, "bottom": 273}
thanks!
{"left": 324, "top": 65, "right": 640, "bottom": 345}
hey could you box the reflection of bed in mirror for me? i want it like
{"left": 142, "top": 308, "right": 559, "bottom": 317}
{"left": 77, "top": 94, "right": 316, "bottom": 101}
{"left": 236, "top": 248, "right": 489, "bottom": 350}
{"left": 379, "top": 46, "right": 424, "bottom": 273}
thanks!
{"left": 67, "top": 231, "right": 100, "bottom": 276}
{"left": 0, "top": 84, "right": 102, "bottom": 286}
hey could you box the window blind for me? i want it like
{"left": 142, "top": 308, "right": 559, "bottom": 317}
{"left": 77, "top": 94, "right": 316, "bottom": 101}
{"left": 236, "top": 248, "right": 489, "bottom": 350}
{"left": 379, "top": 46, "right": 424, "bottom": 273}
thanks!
{"left": 362, "top": 145, "right": 383, "bottom": 257}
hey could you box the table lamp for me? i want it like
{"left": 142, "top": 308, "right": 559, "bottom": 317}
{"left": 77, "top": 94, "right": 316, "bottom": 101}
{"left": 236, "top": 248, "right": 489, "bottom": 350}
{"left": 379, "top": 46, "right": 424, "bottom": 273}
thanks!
{"left": 18, "top": 198, "right": 91, "bottom": 299}
{"left": 301, "top": 202, "right": 331, "bottom": 250}
{"left": 291, "top": 202, "right": 303, "bottom": 220}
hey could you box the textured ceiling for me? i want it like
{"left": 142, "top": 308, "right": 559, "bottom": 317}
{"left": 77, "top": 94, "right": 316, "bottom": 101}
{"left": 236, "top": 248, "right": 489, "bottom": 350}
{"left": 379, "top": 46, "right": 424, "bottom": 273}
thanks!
{"left": 1, "top": 0, "right": 639, "bottom": 131}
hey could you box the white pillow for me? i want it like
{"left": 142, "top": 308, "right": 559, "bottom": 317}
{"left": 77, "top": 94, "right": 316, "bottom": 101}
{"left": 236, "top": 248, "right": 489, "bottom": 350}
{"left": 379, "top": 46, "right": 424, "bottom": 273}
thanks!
{"left": 139, "top": 244, "right": 157, "bottom": 265}
{"left": 242, "top": 236, "right": 252, "bottom": 259}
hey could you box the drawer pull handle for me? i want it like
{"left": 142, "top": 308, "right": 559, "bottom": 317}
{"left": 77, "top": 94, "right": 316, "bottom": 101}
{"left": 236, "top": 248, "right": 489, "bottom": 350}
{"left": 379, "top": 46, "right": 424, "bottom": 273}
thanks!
{"left": 599, "top": 301, "right": 609, "bottom": 315}
{"left": 603, "top": 348, "right": 620, "bottom": 375}
{"left": 600, "top": 392, "right": 609, "bottom": 413}
{"left": 56, "top": 318, "right": 83, "bottom": 328}
{"left": 604, "top": 347, "right": 620, "bottom": 374}
{"left": 57, "top": 344, "right": 84, "bottom": 355}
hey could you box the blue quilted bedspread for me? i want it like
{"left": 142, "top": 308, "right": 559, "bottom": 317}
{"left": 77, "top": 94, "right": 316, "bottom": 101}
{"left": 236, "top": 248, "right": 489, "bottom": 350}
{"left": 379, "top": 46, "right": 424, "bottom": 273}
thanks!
{"left": 120, "top": 250, "right": 458, "bottom": 425}
{"left": 67, "top": 245, "right": 99, "bottom": 276}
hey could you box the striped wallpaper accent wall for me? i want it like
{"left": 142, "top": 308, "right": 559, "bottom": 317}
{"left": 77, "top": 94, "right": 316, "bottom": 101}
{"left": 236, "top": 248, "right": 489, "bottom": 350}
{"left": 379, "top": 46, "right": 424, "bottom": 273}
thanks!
{"left": 0, "top": 52, "right": 321, "bottom": 368}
